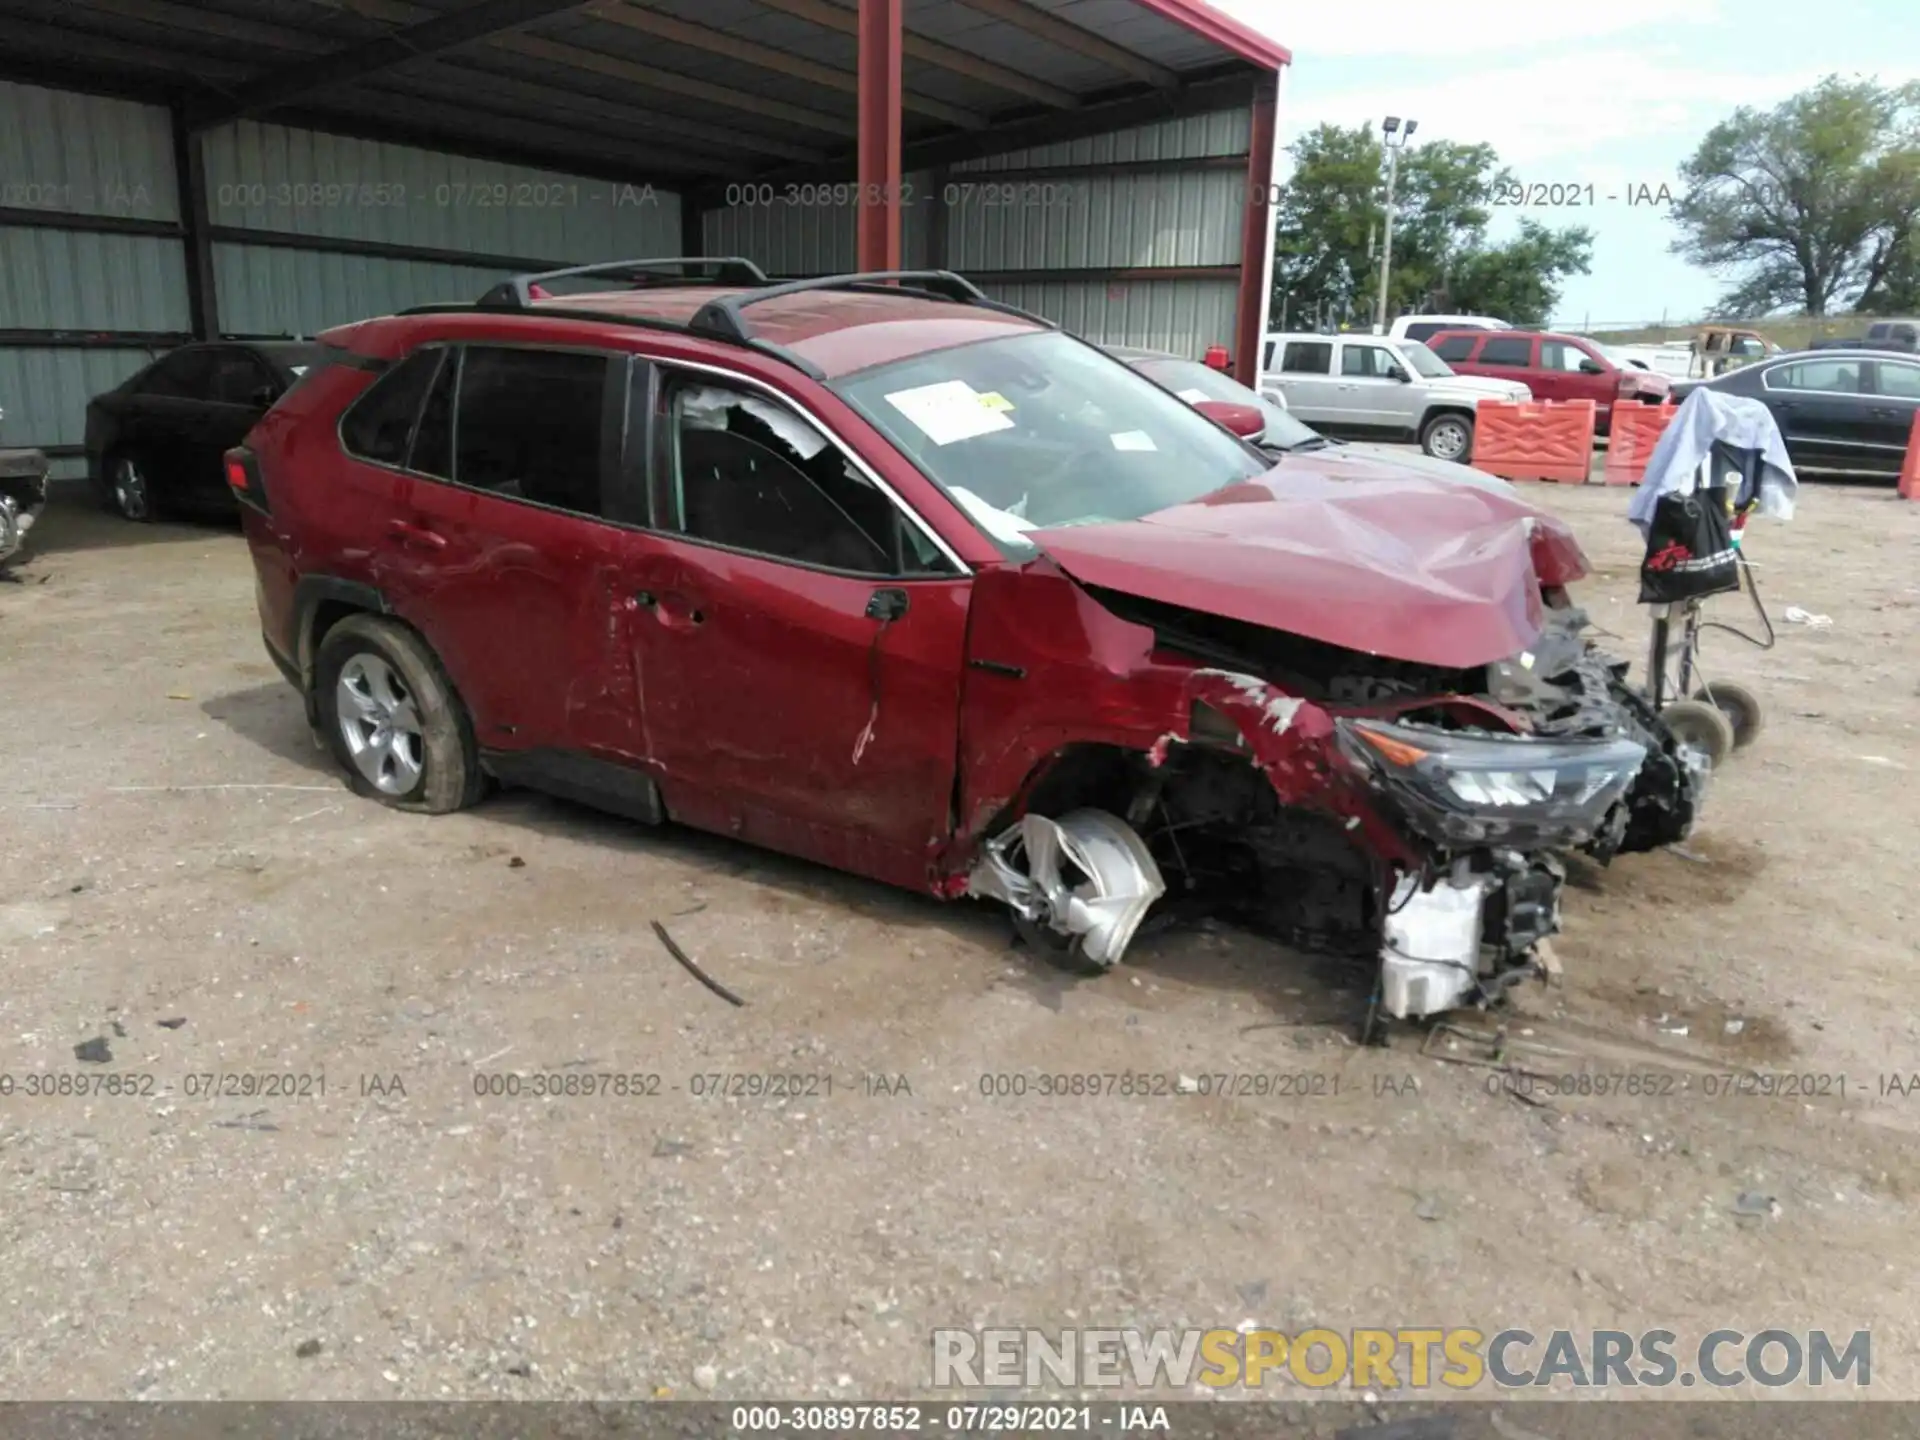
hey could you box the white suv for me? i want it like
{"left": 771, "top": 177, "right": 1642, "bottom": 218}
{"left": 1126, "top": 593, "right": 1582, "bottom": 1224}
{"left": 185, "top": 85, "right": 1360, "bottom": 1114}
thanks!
{"left": 1260, "top": 332, "right": 1532, "bottom": 461}
{"left": 1389, "top": 315, "right": 1512, "bottom": 344}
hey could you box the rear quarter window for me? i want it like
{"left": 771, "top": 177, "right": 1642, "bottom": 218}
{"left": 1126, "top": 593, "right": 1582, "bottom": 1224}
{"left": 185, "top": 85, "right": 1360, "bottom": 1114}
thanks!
{"left": 339, "top": 349, "right": 445, "bottom": 467}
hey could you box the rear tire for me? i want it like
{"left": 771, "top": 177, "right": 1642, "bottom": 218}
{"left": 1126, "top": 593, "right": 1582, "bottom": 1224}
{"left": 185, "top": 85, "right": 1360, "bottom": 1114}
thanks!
{"left": 1420, "top": 412, "right": 1474, "bottom": 463}
{"left": 314, "top": 615, "right": 484, "bottom": 814}
{"left": 1660, "top": 698, "right": 1737, "bottom": 772}
{"left": 1692, "top": 681, "right": 1763, "bottom": 751}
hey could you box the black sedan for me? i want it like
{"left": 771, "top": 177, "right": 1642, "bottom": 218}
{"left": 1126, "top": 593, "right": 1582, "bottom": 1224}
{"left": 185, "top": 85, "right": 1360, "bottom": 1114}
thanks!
{"left": 1672, "top": 348, "right": 1920, "bottom": 477}
{"left": 85, "top": 341, "right": 323, "bottom": 520}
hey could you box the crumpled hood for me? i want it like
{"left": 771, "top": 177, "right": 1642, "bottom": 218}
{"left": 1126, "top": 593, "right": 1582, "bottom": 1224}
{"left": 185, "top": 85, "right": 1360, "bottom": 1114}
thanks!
{"left": 1033, "top": 459, "right": 1590, "bottom": 670}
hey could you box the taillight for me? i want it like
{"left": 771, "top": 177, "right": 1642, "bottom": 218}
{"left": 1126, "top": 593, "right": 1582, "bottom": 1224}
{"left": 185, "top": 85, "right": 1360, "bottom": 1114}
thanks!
{"left": 225, "top": 446, "right": 269, "bottom": 513}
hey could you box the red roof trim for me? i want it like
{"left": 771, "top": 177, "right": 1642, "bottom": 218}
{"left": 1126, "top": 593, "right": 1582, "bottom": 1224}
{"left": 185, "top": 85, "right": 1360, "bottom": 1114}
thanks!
{"left": 1126, "top": 0, "right": 1291, "bottom": 70}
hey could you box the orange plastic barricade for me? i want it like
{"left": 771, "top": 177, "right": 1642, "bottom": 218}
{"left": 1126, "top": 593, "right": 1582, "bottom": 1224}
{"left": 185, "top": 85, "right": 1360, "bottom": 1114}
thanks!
{"left": 1602, "top": 401, "right": 1677, "bottom": 485}
{"left": 1470, "top": 399, "right": 1597, "bottom": 484}
{"left": 1900, "top": 410, "right": 1920, "bottom": 500}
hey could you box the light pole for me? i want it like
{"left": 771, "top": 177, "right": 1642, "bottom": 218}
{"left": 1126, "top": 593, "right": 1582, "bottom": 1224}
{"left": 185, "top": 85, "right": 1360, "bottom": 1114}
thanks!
{"left": 1374, "top": 115, "right": 1417, "bottom": 334}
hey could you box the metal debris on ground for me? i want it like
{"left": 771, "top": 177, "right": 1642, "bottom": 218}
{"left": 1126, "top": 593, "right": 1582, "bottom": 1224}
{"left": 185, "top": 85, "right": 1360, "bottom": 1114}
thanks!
{"left": 72, "top": 1036, "right": 111, "bottom": 1063}
{"left": 651, "top": 920, "right": 747, "bottom": 1007}
{"left": 1668, "top": 844, "right": 1711, "bottom": 863}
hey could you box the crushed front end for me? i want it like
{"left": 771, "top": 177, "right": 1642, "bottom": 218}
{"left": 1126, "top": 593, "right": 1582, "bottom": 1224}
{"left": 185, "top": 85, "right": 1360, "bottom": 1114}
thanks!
{"left": 961, "top": 572, "right": 1703, "bottom": 1023}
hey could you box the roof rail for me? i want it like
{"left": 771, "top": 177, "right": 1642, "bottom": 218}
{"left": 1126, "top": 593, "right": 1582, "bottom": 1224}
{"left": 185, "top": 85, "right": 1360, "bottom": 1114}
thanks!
{"left": 478, "top": 256, "right": 770, "bottom": 308}
{"left": 690, "top": 269, "right": 1052, "bottom": 340}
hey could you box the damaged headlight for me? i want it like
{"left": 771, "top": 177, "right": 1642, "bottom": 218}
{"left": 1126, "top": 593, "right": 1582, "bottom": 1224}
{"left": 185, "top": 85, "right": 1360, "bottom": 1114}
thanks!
{"left": 1336, "top": 719, "right": 1646, "bottom": 849}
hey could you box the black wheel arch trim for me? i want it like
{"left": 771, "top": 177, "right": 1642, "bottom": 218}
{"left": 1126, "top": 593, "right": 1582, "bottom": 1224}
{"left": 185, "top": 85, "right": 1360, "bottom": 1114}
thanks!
{"left": 291, "top": 576, "right": 392, "bottom": 722}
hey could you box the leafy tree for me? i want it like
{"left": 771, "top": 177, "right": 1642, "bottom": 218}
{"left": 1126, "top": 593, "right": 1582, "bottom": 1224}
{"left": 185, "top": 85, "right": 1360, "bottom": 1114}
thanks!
{"left": 1671, "top": 76, "right": 1920, "bottom": 316}
{"left": 1271, "top": 124, "right": 1591, "bottom": 329}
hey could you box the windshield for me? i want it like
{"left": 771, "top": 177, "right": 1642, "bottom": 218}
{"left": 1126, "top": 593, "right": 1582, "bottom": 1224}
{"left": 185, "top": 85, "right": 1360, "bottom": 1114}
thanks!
{"left": 1397, "top": 340, "right": 1454, "bottom": 379}
{"left": 1130, "top": 357, "right": 1322, "bottom": 451}
{"left": 833, "top": 332, "right": 1270, "bottom": 550}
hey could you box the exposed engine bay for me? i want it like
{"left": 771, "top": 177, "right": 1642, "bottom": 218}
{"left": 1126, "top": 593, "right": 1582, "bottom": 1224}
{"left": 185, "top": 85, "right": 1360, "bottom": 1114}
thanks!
{"left": 968, "top": 590, "right": 1704, "bottom": 1025}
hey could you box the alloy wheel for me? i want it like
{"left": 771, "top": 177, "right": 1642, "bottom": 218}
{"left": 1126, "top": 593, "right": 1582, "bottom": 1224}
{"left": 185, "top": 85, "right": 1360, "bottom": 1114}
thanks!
{"left": 335, "top": 653, "right": 425, "bottom": 795}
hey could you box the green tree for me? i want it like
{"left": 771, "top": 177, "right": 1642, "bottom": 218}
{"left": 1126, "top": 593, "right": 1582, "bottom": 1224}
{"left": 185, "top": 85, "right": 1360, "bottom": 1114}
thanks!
{"left": 1271, "top": 124, "right": 1591, "bottom": 329}
{"left": 1670, "top": 75, "right": 1920, "bottom": 316}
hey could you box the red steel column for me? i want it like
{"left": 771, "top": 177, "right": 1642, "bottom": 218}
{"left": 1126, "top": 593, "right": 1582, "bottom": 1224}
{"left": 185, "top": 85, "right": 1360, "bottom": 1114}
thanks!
{"left": 1233, "top": 69, "right": 1281, "bottom": 387}
{"left": 857, "top": 0, "right": 904, "bottom": 271}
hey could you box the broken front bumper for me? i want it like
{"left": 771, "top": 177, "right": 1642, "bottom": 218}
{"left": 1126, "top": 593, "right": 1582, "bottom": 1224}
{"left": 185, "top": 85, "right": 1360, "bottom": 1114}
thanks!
{"left": 1379, "top": 854, "right": 1562, "bottom": 1019}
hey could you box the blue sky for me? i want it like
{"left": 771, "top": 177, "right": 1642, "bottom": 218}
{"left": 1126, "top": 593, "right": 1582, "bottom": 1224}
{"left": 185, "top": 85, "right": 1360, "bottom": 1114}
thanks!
{"left": 1210, "top": 0, "right": 1920, "bottom": 325}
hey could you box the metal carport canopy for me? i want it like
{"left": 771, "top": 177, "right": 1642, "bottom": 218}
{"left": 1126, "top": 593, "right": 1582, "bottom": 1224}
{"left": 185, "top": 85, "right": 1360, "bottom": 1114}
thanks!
{"left": 0, "top": 0, "right": 1288, "bottom": 380}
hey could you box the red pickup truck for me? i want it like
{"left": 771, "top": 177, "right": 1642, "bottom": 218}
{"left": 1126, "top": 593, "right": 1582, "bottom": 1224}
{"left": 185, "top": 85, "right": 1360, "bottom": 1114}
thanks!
{"left": 1427, "top": 329, "right": 1670, "bottom": 433}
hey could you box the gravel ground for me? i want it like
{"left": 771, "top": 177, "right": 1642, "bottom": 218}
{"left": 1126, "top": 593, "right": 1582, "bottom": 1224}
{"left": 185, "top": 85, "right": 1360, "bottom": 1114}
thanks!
{"left": 1, "top": 475, "right": 1917, "bottom": 1404}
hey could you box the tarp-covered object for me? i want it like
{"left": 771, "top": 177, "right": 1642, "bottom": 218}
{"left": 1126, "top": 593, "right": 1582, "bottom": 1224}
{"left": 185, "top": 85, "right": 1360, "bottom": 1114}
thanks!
{"left": 1629, "top": 387, "right": 1798, "bottom": 533}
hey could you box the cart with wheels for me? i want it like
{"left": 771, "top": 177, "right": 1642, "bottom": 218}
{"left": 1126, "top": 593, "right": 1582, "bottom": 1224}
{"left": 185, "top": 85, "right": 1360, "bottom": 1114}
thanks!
{"left": 1631, "top": 395, "right": 1798, "bottom": 773}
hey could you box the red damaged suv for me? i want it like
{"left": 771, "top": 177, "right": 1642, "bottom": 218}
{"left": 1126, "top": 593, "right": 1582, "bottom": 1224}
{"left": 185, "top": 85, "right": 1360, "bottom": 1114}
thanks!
{"left": 234, "top": 259, "right": 1701, "bottom": 1023}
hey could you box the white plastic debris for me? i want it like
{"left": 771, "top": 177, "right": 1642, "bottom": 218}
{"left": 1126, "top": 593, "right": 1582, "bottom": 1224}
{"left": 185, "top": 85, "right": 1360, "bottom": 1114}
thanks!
{"left": 1782, "top": 606, "right": 1832, "bottom": 628}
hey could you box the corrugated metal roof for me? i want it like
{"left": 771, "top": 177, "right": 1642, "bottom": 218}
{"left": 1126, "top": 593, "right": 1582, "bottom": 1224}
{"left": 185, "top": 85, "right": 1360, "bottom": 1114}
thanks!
{"left": 0, "top": 0, "right": 1285, "bottom": 191}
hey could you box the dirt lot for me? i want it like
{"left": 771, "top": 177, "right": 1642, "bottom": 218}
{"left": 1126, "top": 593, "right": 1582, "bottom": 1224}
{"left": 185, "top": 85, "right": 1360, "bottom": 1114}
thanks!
{"left": 2, "top": 476, "right": 1917, "bottom": 1404}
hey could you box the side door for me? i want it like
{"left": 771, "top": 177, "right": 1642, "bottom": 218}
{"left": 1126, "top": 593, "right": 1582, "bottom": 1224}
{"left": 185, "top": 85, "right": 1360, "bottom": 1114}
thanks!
{"left": 355, "top": 342, "right": 630, "bottom": 755}
{"left": 1758, "top": 358, "right": 1868, "bottom": 469}
{"left": 604, "top": 363, "right": 973, "bottom": 891}
{"left": 1861, "top": 358, "right": 1920, "bottom": 474}
{"left": 1338, "top": 339, "right": 1420, "bottom": 433}
{"left": 1271, "top": 339, "right": 1340, "bottom": 424}
{"left": 1471, "top": 333, "right": 1538, "bottom": 393}
{"left": 1537, "top": 338, "right": 1607, "bottom": 415}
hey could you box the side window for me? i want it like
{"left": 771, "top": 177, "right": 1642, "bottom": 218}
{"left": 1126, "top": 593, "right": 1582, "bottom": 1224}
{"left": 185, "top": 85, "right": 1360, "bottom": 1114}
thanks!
{"left": 1402, "top": 322, "right": 1441, "bottom": 343}
{"left": 1263, "top": 340, "right": 1276, "bottom": 369}
{"left": 138, "top": 348, "right": 214, "bottom": 398}
{"left": 664, "top": 379, "right": 940, "bottom": 576}
{"left": 1539, "top": 341, "right": 1590, "bottom": 372}
{"left": 1281, "top": 341, "right": 1332, "bottom": 374}
{"left": 454, "top": 347, "right": 610, "bottom": 516}
{"left": 1765, "top": 360, "right": 1861, "bottom": 394}
{"left": 410, "top": 349, "right": 457, "bottom": 481}
{"left": 1431, "top": 335, "right": 1476, "bottom": 361}
{"left": 1871, "top": 361, "right": 1920, "bottom": 399}
{"left": 1478, "top": 336, "right": 1533, "bottom": 366}
{"left": 208, "top": 349, "right": 275, "bottom": 406}
{"left": 1341, "top": 344, "right": 1398, "bottom": 378}
{"left": 339, "top": 349, "right": 444, "bottom": 466}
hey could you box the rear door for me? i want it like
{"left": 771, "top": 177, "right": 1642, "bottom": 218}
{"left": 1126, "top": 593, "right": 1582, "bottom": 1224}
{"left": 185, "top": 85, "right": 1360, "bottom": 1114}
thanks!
{"left": 603, "top": 363, "right": 972, "bottom": 890}
{"left": 1271, "top": 339, "right": 1341, "bottom": 424}
{"left": 117, "top": 347, "right": 215, "bottom": 498}
{"left": 350, "top": 342, "right": 629, "bottom": 754}
{"left": 1758, "top": 357, "right": 1870, "bottom": 469}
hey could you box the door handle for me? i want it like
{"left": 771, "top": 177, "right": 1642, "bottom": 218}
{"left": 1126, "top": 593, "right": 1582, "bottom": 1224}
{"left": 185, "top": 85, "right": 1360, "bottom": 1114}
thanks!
{"left": 387, "top": 519, "right": 446, "bottom": 550}
{"left": 865, "top": 588, "right": 909, "bottom": 622}
{"left": 634, "top": 589, "right": 657, "bottom": 608}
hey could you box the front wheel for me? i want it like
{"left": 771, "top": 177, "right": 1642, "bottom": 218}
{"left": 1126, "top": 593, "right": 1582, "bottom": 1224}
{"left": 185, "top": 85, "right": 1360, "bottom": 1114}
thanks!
{"left": 105, "top": 453, "right": 156, "bottom": 521}
{"left": 314, "top": 615, "right": 485, "bottom": 814}
{"left": 1420, "top": 412, "right": 1474, "bottom": 463}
